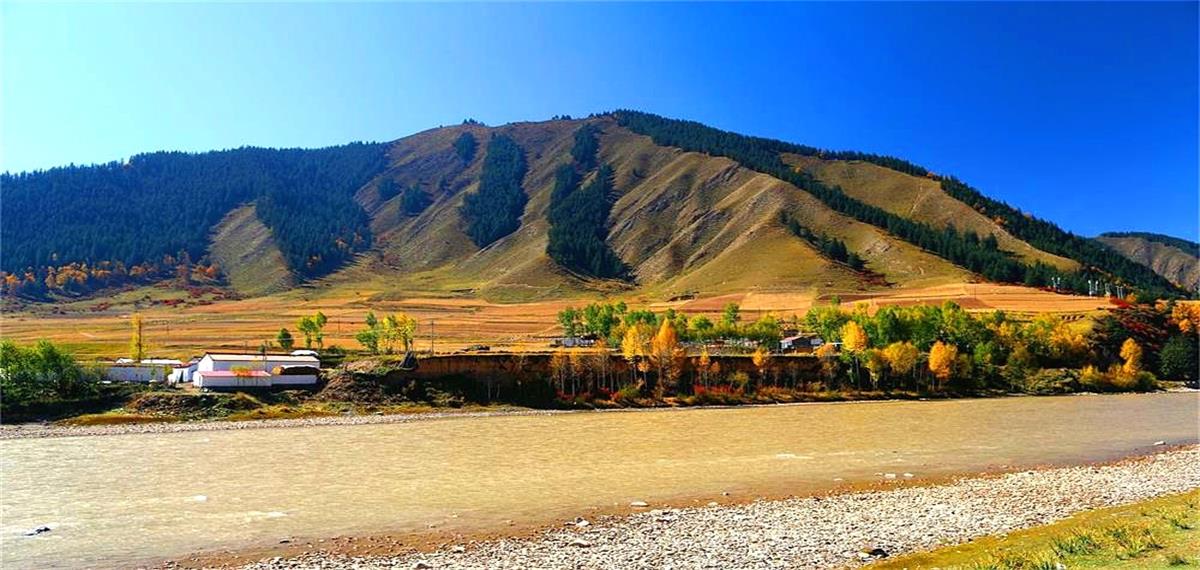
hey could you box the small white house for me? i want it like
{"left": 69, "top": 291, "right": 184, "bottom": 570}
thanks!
{"left": 197, "top": 352, "right": 319, "bottom": 373}
{"left": 169, "top": 359, "right": 200, "bottom": 383}
{"left": 192, "top": 352, "right": 321, "bottom": 389}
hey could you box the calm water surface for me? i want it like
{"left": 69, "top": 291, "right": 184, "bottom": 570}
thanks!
{"left": 2, "top": 392, "right": 1197, "bottom": 568}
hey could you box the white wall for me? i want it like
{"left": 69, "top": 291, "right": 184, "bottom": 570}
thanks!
{"left": 105, "top": 365, "right": 169, "bottom": 383}
{"left": 193, "top": 372, "right": 272, "bottom": 389}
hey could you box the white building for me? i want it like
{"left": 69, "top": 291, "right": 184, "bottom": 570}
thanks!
{"left": 193, "top": 370, "right": 273, "bottom": 389}
{"left": 193, "top": 352, "right": 321, "bottom": 389}
{"left": 106, "top": 359, "right": 184, "bottom": 383}
{"left": 169, "top": 359, "right": 200, "bottom": 383}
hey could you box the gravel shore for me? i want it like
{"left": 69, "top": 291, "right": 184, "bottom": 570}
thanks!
{"left": 217, "top": 446, "right": 1199, "bottom": 570}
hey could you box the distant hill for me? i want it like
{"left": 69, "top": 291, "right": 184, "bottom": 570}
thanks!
{"left": 1096, "top": 232, "right": 1199, "bottom": 292}
{"left": 0, "top": 113, "right": 1187, "bottom": 303}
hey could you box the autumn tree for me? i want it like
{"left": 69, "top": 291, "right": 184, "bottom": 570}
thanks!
{"left": 840, "top": 321, "right": 869, "bottom": 388}
{"left": 650, "top": 319, "right": 683, "bottom": 394}
{"left": 751, "top": 345, "right": 773, "bottom": 387}
{"left": 1120, "top": 338, "right": 1142, "bottom": 377}
{"left": 130, "top": 313, "right": 145, "bottom": 361}
{"left": 621, "top": 323, "right": 653, "bottom": 387}
{"left": 882, "top": 341, "right": 919, "bottom": 390}
{"left": 928, "top": 341, "right": 958, "bottom": 392}
{"left": 697, "top": 345, "right": 712, "bottom": 388}
{"left": 814, "top": 343, "right": 840, "bottom": 389}
{"left": 863, "top": 348, "right": 887, "bottom": 390}
{"left": 383, "top": 313, "right": 417, "bottom": 353}
{"left": 550, "top": 348, "right": 571, "bottom": 395}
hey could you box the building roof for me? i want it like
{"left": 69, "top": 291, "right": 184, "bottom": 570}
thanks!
{"left": 203, "top": 353, "right": 319, "bottom": 363}
{"left": 196, "top": 370, "right": 271, "bottom": 377}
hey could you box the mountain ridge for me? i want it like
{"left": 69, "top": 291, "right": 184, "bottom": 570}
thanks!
{"left": 0, "top": 112, "right": 1189, "bottom": 304}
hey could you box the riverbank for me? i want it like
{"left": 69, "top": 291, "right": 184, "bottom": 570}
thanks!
{"left": 6, "top": 390, "right": 1190, "bottom": 440}
{"left": 180, "top": 446, "right": 1200, "bottom": 570}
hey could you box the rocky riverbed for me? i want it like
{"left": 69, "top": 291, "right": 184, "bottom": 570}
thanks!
{"left": 186, "top": 446, "right": 1200, "bottom": 570}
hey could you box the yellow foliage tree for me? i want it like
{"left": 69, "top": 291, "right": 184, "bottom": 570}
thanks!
{"left": 697, "top": 345, "right": 712, "bottom": 387}
{"left": 928, "top": 341, "right": 958, "bottom": 391}
{"left": 882, "top": 341, "right": 919, "bottom": 377}
{"left": 650, "top": 319, "right": 683, "bottom": 392}
{"left": 751, "top": 345, "right": 773, "bottom": 386}
{"left": 1171, "top": 303, "right": 1200, "bottom": 335}
{"left": 383, "top": 312, "right": 418, "bottom": 353}
{"left": 814, "top": 342, "right": 840, "bottom": 387}
{"left": 1120, "top": 338, "right": 1142, "bottom": 377}
{"left": 621, "top": 323, "right": 653, "bottom": 385}
{"left": 1048, "top": 320, "right": 1087, "bottom": 363}
{"left": 841, "top": 321, "right": 869, "bottom": 353}
{"left": 841, "top": 321, "right": 869, "bottom": 387}
{"left": 550, "top": 348, "right": 571, "bottom": 394}
{"left": 863, "top": 348, "right": 887, "bottom": 389}
{"left": 130, "top": 313, "right": 145, "bottom": 361}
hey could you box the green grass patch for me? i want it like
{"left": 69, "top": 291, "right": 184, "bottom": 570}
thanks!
{"left": 871, "top": 490, "right": 1200, "bottom": 569}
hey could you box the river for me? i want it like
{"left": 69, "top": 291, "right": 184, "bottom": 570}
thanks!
{"left": 2, "top": 392, "right": 1196, "bottom": 569}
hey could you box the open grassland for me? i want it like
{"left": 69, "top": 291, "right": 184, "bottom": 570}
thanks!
{"left": 2, "top": 281, "right": 1111, "bottom": 360}
{"left": 870, "top": 489, "right": 1200, "bottom": 569}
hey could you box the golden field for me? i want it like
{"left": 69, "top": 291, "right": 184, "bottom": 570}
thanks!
{"left": 1, "top": 281, "right": 1112, "bottom": 360}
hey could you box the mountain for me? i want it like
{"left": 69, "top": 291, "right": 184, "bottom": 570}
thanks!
{"left": 1095, "top": 232, "right": 1199, "bottom": 292}
{"left": 0, "top": 112, "right": 1187, "bottom": 304}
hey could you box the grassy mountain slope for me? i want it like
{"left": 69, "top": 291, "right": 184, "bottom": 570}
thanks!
{"left": 327, "top": 120, "right": 601, "bottom": 302}
{"left": 783, "top": 154, "right": 1079, "bottom": 272}
{"left": 600, "top": 124, "right": 971, "bottom": 294}
{"left": 207, "top": 204, "right": 294, "bottom": 297}
{"left": 313, "top": 119, "right": 972, "bottom": 303}
{"left": 1096, "top": 233, "right": 1199, "bottom": 291}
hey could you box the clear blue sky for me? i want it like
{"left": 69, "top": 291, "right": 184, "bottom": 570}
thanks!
{"left": 3, "top": 2, "right": 1196, "bottom": 239}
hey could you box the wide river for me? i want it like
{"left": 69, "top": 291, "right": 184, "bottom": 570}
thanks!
{"left": 2, "top": 392, "right": 1197, "bottom": 568}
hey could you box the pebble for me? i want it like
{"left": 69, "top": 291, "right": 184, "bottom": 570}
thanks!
{"left": 224, "top": 447, "right": 1199, "bottom": 570}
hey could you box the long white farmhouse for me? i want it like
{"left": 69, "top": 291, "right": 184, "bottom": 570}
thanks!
{"left": 193, "top": 352, "right": 321, "bottom": 389}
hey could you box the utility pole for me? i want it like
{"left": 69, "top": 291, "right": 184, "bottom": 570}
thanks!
{"left": 429, "top": 319, "right": 435, "bottom": 355}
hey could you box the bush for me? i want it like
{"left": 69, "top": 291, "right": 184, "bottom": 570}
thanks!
{"left": 728, "top": 371, "right": 753, "bottom": 392}
{"left": 689, "top": 384, "right": 742, "bottom": 406}
{"left": 1021, "top": 368, "right": 1080, "bottom": 395}
{"left": 1078, "top": 366, "right": 1159, "bottom": 393}
{"left": 613, "top": 384, "right": 642, "bottom": 405}
{"left": 1159, "top": 335, "right": 1198, "bottom": 384}
{"left": 0, "top": 340, "right": 101, "bottom": 407}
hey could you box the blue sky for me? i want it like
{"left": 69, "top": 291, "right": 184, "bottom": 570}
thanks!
{"left": 3, "top": 2, "right": 1196, "bottom": 239}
